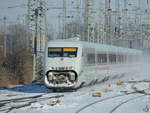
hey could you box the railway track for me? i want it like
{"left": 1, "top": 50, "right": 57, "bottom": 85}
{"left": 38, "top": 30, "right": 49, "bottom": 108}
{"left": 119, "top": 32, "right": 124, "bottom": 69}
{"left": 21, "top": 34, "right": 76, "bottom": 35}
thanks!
{"left": 75, "top": 93, "right": 136, "bottom": 113}
{"left": 0, "top": 93, "right": 64, "bottom": 113}
{"left": 1, "top": 79, "right": 150, "bottom": 113}
{"left": 0, "top": 75, "right": 111, "bottom": 113}
{"left": 75, "top": 80, "right": 150, "bottom": 113}
{"left": 110, "top": 95, "right": 146, "bottom": 113}
{"left": 75, "top": 93, "right": 148, "bottom": 113}
{"left": 110, "top": 80, "right": 150, "bottom": 113}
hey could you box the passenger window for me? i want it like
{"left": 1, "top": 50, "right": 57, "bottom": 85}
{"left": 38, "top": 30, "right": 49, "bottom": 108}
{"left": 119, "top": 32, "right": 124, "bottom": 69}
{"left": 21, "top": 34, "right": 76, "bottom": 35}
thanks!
{"left": 97, "top": 54, "right": 107, "bottom": 64}
{"left": 118, "top": 54, "right": 124, "bottom": 63}
{"left": 87, "top": 53, "right": 95, "bottom": 64}
{"left": 109, "top": 54, "right": 116, "bottom": 63}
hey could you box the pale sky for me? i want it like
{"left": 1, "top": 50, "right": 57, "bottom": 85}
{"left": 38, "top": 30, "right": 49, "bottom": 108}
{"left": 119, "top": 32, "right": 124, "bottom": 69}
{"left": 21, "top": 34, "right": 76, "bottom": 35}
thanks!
{"left": 0, "top": 0, "right": 26, "bottom": 24}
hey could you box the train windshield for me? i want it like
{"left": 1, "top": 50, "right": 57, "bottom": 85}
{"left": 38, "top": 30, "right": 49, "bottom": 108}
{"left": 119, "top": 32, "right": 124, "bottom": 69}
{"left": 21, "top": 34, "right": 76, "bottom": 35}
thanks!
{"left": 48, "top": 47, "right": 78, "bottom": 57}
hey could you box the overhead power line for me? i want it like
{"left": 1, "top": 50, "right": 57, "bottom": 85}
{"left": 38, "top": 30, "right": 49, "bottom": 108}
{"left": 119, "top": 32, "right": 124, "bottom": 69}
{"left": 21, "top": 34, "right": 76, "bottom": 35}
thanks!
{"left": 8, "top": 4, "right": 26, "bottom": 8}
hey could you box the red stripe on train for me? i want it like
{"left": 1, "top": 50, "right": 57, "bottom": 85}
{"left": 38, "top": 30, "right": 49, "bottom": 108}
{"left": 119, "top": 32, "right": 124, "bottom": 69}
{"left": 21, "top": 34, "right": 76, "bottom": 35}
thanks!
{"left": 95, "top": 64, "right": 139, "bottom": 71}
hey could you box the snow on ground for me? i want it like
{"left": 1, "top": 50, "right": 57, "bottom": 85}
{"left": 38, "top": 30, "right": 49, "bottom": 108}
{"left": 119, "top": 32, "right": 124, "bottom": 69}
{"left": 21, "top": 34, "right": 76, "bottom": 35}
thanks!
{"left": 0, "top": 63, "right": 150, "bottom": 113}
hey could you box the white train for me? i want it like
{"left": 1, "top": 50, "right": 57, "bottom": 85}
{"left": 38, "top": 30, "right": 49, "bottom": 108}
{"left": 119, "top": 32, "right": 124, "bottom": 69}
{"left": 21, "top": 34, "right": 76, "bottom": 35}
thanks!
{"left": 44, "top": 40, "right": 142, "bottom": 89}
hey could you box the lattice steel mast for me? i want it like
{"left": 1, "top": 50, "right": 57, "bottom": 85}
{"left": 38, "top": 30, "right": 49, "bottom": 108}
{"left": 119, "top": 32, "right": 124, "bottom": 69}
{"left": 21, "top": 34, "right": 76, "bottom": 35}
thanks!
{"left": 27, "top": 0, "right": 46, "bottom": 81}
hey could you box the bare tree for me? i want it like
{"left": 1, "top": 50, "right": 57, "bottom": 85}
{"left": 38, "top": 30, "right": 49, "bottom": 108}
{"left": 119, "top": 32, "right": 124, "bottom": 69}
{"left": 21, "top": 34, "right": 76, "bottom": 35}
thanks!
{"left": 0, "top": 23, "right": 33, "bottom": 85}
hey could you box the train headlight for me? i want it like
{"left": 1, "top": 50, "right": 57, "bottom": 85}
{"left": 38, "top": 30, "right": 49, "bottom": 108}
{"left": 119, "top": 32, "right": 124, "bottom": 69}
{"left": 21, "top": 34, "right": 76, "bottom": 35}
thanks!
{"left": 69, "top": 72, "right": 76, "bottom": 81}
{"left": 48, "top": 72, "right": 53, "bottom": 81}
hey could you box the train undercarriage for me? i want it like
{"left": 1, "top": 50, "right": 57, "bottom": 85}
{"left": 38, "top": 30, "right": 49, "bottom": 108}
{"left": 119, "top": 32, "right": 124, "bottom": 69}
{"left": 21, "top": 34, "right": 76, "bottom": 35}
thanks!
{"left": 45, "top": 70, "right": 78, "bottom": 89}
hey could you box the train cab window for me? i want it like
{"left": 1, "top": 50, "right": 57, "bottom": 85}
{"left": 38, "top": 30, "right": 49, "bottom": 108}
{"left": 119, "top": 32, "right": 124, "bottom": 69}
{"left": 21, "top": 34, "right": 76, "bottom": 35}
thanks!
{"left": 48, "top": 47, "right": 77, "bottom": 57}
{"left": 63, "top": 48, "right": 78, "bottom": 57}
{"left": 48, "top": 48, "right": 62, "bottom": 57}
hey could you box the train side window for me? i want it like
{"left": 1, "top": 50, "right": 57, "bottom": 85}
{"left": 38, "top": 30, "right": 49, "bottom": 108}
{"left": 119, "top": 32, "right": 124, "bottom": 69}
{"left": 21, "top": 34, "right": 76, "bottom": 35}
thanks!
{"left": 124, "top": 55, "right": 127, "bottom": 63}
{"left": 87, "top": 53, "right": 95, "bottom": 64}
{"left": 118, "top": 54, "right": 124, "bottom": 63}
{"left": 121, "top": 55, "right": 124, "bottom": 63}
{"left": 97, "top": 54, "right": 107, "bottom": 64}
{"left": 109, "top": 54, "right": 116, "bottom": 63}
{"left": 118, "top": 55, "right": 122, "bottom": 63}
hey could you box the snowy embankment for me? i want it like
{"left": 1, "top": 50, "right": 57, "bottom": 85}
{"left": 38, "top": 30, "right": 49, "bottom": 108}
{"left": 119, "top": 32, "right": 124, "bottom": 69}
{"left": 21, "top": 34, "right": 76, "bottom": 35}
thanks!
{"left": 0, "top": 63, "right": 150, "bottom": 113}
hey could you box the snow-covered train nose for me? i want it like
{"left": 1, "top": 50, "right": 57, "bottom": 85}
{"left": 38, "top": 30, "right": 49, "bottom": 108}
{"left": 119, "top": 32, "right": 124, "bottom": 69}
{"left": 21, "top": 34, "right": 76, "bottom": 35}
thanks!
{"left": 45, "top": 70, "right": 77, "bottom": 88}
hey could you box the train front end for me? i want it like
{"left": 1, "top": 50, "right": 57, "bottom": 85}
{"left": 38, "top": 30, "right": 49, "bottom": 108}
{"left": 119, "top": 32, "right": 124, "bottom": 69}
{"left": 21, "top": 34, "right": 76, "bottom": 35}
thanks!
{"left": 44, "top": 41, "right": 81, "bottom": 89}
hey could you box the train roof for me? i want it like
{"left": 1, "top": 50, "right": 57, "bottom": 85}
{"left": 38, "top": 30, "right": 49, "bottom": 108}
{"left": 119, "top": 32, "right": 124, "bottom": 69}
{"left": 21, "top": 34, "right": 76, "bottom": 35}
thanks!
{"left": 46, "top": 40, "right": 142, "bottom": 55}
